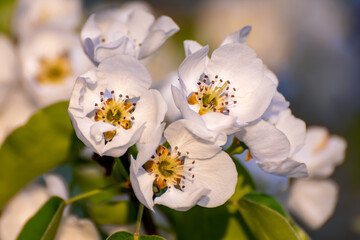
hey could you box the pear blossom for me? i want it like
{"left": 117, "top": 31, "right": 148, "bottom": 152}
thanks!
{"left": 13, "top": 0, "right": 82, "bottom": 39}
{"left": 68, "top": 54, "right": 167, "bottom": 157}
{"left": 0, "top": 174, "right": 100, "bottom": 240}
{"left": 291, "top": 126, "right": 346, "bottom": 178}
{"left": 0, "top": 88, "right": 36, "bottom": 145}
{"left": 81, "top": 6, "right": 179, "bottom": 65}
{"left": 157, "top": 72, "right": 182, "bottom": 122}
{"left": 287, "top": 126, "right": 347, "bottom": 229}
{"left": 172, "top": 40, "right": 277, "bottom": 142}
{"left": 130, "top": 120, "right": 237, "bottom": 211}
{"left": 235, "top": 108, "right": 308, "bottom": 178}
{"left": 19, "top": 28, "right": 93, "bottom": 107}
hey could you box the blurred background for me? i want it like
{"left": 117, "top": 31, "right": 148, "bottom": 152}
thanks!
{"left": 0, "top": 0, "right": 359, "bottom": 239}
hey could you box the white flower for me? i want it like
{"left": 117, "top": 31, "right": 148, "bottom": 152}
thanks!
{"left": 13, "top": 0, "right": 82, "bottom": 39}
{"left": 173, "top": 41, "right": 276, "bottom": 140}
{"left": 286, "top": 126, "right": 346, "bottom": 229}
{"left": 291, "top": 126, "right": 346, "bottom": 177}
{"left": 56, "top": 215, "right": 101, "bottom": 240}
{"left": 235, "top": 108, "right": 308, "bottom": 178}
{"left": 157, "top": 72, "right": 182, "bottom": 122}
{"left": 0, "top": 174, "right": 100, "bottom": 240}
{"left": 19, "top": 28, "right": 93, "bottom": 107}
{"left": 287, "top": 179, "right": 338, "bottom": 229}
{"left": 0, "top": 35, "right": 18, "bottom": 107}
{"left": 81, "top": 6, "right": 179, "bottom": 65}
{"left": 68, "top": 54, "right": 167, "bottom": 157}
{"left": 0, "top": 88, "right": 36, "bottom": 145}
{"left": 130, "top": 120, "right": 237, "bottom": 211}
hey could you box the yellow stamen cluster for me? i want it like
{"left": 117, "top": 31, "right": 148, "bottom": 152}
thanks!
{"left": 37, "top": 54, "right": 73, "bottom": 84}
{"left": 143, "top": 145, "right": 185, "bottom": 189}
{"left": 94, "top": 92, "right": 135, "bottom": 142}
{"left": 188, "top": 75, "right": 236, "bottom": 115}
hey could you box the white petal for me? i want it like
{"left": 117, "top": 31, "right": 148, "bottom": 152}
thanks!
{"left": 95, "top": 36, "right": 135, "bottom": 63}
{"left": 44, "top": 174, "right": 69, "bottom": 200}
{"left": 292, "top": 126, "right": 347, "bottom": 178}
{"left": 90, "top": 122, "right": 117, "bottom": 144}
{"left": 154, "top": 181, "right": 210, "bottom": 211}
{"left": 178, "top": 45, "right": 208, "bottom": 94}
{"left": 287, "top": 179, "right": 338, "bottom": 229}
{"left": 81, "top": 14, "right": 102, "bottom": 44}
{"left": 164, "top": 120, "right": 222, "bottom": 159}
{"left": 127, "top": 10, "right": 155, "bottom": 43}
{"left": 275, "top": 109, "right": 306, "bottom": 156}
{"left": 139, "top": 16, "right": 179, "bottom": 59}
{"left": 184, "top": 40, "right": 204, "bottom": 57}
{"left": 102, "top": 124, "right": 145, "bottom": 157}
{"left": 229, "top": 74, "right": 276, "bottom": 123}
{"left": 133, "top": 89, "right": 167, "bottom": 144}
{"left": 130, "top": 156, "right": 156, "bottom": 211}
{"left": 97, "top": 55, "right": 152, "bottom": 98}
{"left": 201, "top": 112, "right": 243, "bottom": 135}
{"left": 136, "top": 123, "right": 165, "bottom": 164}
{"left": 206, "top": 43, "right": 264, "bottom": 96}
{"left": 220, "top": 26, "right": 252, "bottom": 46}
{"left": 196, "top": 151, "right": 238, "bottom": 207}
{"left": 257, "top": 159, "right": 308, "bottom": 178}
{"left": 157, "top": 72, "right": 182, "bottom": 122}
{"left": 262, "top": 91, "right": 289, "bottom": 120}
{"left": 235, "top": 119, "right": 290, "bottom": 162}
{"left": 57, "top": 215, "right": 100, "bottom": 240}
{"left": 0, "top": 184, "right": 50, "bottom": 240}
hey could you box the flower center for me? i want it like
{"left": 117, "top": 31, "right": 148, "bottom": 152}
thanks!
{"left": 37, "top": 54, "right": 72, "bottom": 84}
{"left": 94, "top": 91, "right": 135, "bottom": 143}
{"left": 187, "top": 75, "right": 237, "bottom": 115}
{"left": 143, "top": 145, "right": 195, "bottom": 196}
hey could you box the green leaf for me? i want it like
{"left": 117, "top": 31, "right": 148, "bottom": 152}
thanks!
{"left": 243, "top": 192, "right": 287, "bottom": 217}
{"left": 17, "top": 196, "right": 65, "bottom": 240}
{"left": 238, "top": 193, "right": 300, "bottom": 240}
{"left": 0, "top": 101, "right": 73, "bottom": 208}
{"left": 159, "top": 205, "right": 230, "bottom": 240}
{"left": 222, "top": 211, "right": 255, "bottom": 240}
{"left": 0, "top": 0, "right": 16, "bottom": 35}
{"left": 106, "top": 231, "right": 165, "bottom": 240}
{"left": 90, "top": 200, "right": 137, "bottom": 225}
{"left": 229, "top": 157, "right": 256, "bottom": 202}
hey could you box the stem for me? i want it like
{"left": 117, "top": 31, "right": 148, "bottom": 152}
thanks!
{"left": 134, "top": 203, "right": 145, "bottom": 239}
{"left": 65, "top": 183, "right": 126, "bottom": 205}
{"left": 225, "top": 137, "right": 248, "bottom": 156}
{"left": 114, "top": 157, "right": 130, "bottom": 181}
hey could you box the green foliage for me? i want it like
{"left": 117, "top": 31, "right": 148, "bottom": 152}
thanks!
{"left": 90, "top": 200, "right": 137, "bottom": 225}
{"left": 0, "top": 0, "right": 16, "bottom": 35}
{"left": 229, "top": 157, "right": 256, "bottom": 202}
{"left": 0, "top": 101, "right": 73, "bottom": 208}
{"left": 238, "top": 193, "right": 300, "bottom": 240}
{"left": 17, "top": 196, "right": 65, "bottom": 240}
{"left": 159, "top": 204, "right": 231, "bottom": 240}
{"left": 106, "top": 231, "right": 165, "bottom": 240}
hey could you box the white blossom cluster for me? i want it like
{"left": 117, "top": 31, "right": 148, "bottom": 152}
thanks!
{"left": 0, "top": 0, "right": 347, "bottom": 238}
{"left": 67, "top": 1, "right": 346, "bottom": 219}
